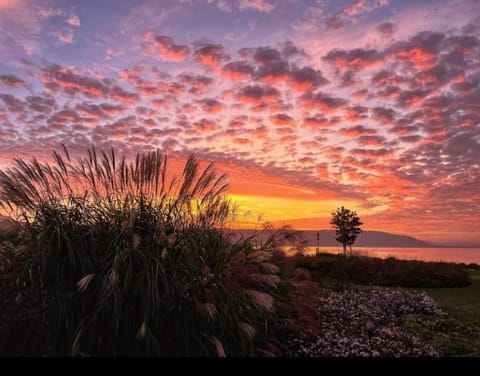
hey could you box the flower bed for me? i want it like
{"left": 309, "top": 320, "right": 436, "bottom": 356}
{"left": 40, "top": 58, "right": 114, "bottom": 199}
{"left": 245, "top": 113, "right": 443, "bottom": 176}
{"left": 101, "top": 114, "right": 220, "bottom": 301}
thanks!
{"left": 287, "top": 286, "right": 441, "bottom": 357}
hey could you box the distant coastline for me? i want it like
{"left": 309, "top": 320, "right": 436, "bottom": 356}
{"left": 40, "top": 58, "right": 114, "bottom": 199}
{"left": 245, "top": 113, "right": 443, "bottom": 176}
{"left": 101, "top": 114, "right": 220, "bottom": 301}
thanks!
{"left": 3, "top": 216, "right": 478, "bottom": 248}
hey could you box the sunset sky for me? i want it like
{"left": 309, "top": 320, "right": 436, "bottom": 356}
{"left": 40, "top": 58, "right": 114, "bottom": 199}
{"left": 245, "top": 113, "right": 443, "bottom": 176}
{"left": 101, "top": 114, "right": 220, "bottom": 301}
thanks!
{"left": 0, "top": 0, "right": 479, "bottom": 245}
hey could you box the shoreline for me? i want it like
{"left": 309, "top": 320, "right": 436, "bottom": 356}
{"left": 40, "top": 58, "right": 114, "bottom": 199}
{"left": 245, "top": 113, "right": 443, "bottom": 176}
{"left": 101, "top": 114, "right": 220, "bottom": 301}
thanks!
{"left": 282, "top": 246, "right": 480, "bottom": 267}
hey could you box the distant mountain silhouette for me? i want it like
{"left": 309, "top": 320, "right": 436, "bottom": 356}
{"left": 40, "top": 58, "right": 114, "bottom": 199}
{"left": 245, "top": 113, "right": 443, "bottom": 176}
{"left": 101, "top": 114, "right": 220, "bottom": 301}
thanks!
{"left": 232, "top": 229, "right": 434, "bottom": 248}
{"left": 298, "top": 230, "right": 433, "bottom": 247}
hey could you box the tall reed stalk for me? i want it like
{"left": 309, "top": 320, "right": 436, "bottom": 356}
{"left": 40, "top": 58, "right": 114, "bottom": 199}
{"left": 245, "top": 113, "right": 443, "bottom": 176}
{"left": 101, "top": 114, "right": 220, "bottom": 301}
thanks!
{"left": 0, "top": 146, "right": 296, "bottom": 356}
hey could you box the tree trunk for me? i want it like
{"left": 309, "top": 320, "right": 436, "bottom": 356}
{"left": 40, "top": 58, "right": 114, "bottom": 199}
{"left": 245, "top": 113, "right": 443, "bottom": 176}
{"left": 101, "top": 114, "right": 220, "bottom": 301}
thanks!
{"left": 342, "top": 243, "right": 347, "bottom": 256}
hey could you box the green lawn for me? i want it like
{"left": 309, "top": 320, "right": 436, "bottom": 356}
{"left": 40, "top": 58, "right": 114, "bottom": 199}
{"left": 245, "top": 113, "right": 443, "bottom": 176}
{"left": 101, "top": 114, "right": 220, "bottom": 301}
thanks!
{"left": 404, "top": 270, "right": 480, "bottom": 356}
{"left": 411, "top": 270, "right": 480, "bottom": 329}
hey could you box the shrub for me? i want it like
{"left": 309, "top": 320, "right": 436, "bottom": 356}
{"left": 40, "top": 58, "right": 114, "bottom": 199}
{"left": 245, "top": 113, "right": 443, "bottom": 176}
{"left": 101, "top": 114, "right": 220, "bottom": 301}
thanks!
{"left": 0, "top": 240, "right": 49, "bottom": 355}
{"left": 293, "top": 253, "right": 470, "bottom": 288}
{"left": 0, "top": 146, "right": 297, "bottom": 356}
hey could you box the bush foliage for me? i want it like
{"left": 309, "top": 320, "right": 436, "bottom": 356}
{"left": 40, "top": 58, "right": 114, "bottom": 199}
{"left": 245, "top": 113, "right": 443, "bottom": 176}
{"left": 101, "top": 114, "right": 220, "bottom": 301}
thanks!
{"left": 0, "top": 147, "right": 298, "bottom": 356}
{"left": 293, "top": 252, "right": 470, "bottom": 288}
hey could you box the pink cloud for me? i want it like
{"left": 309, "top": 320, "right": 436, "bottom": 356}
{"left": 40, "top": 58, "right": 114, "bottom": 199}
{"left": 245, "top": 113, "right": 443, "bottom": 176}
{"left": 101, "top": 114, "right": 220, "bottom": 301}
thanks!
{"left": 118, "top": 67, "right": 144, "bottom": 86}
{"left": 375, "top": 86, "right": 401, "bottom": 99}
{"left": 302, "top": 115, "right": 331, "bottom": 128}
{"left": 209, "top": 0, "right": 275, "bottom": 13}
{"left": 351, "top": 148, "right": 393, "bottom": 158}
{"left": 235, "top": 84, "right": 281, "bottom": 105}
{"left": 0, "top": 93, "right": 25, "bottom": 114}
{"left": 377, "top": 22, "right": 396, "bottom": 41}
{"left": 325, "top": 13, "right": 345, "bottom": 31}
{"left": 133, "top": 80, "right": 162, "bottom": 96}
{"left": 47, "top": 109, "right": 85, "bottom": 126}
{"left": 154, "top": 35, "right": 189, "bottom": 62}
{"left": 395, "top": 47, "right": 437, "bottom": 70}
{"left": 238, "top": 0, "right": 275, "bottom": 13}
{"left": 26, "top": 95, "right": 56, "bottom": 114}
{"left": 279, "top": 134, "right": 297, "bottom": 143}
{"left": 151, "top": 96, "right": 177, "bottom": 109}
{"left": 100, "top": 103, "right": 125, "bottom": 116}
{"left": 344, "top": 0, "right": 390, "bottom": 17}
{"left": 357, "top": 134, "right": 386, "bottom": 147}
{"left": 288, "top": 67, "right": 328, "bottom": 91}
{"left": 194, "top": 118, "right": 217, "bottom": 132}
{"left": 100, "top": 115, "right": 136, "bottom": 139}
{"left": 66, "top": 14, "right": 80, "bottom": 27}
{"left": 343, "top": 106, "right": 369, "bottom": 122}
{"left": 389, "top": 32, "right": 444, "bottom": 70}
{"left": 323, "top": 48, "right": 382, "bottom": 71}
{"left": 301, "top": 140, "right": 320, "bottom": 149}
{"left": 75, "top": 103, "right": 106, "bottom": 120}
{"left": 199, "top": 98, "right": 224, "bottom": 114}
{"left": 252, "top": 46, "right": 282, "bottom": 66}
{"left": 300, "top": 91, "right": 347, "bottom": 112}
{"left": 275, "top": 126, "right": 294, "bottom": 135}
{"left": 270, "top": 113, "right": 294, "bottom": 126}
{"left": 106, "top": 48, "right": 124, "bottom": 61}
{"left": 400, "top": 135, "right": 422, "bottom": 143}
{"left": 207, "top": 0, "right": 232, "bottom": 13}
{"left": 371, "top": 107, "right": 397, "bottom": 124}
{"left": 177, "top": 72, "right": 213, "bottom": 94}
{"left": 344, "top": 0, "right": 367, "bottom": 16}
{"left": 194, "top": 43, "right": 230, "bottom": 69}
{"left": 110, "top": 86, "right": 140, "bottom": 105}
{"left": 50, "top": 28, "right": 74, "bottom": 44}
{"left": 42, "top": 65, "right": 109, "bottom": 98}
{"left": 397, "top": 89, "right": 428, "bottom": 108}
{"left": 142, "top": 32, "right": 189, "bottom": 62}
{"left": 221, "top": 61, "right": 254, "bottom": 80}
{"left": 233, "top": 137, "right": 252, "bottom": 145}
{"left": 256, "top": 64, "right": 289, "bottom": 84}
{"left": 371, "top": 70, "right": 408, "bottom": 87}
{"left": 339, "top": 125, "right": 377, "bottom": 137}
{"left": 0, "top": 74, "right": 28, "bottom": 88}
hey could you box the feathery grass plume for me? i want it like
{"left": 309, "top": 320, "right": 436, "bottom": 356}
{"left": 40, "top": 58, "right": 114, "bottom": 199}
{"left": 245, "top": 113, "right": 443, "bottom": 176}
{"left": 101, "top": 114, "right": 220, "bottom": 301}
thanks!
{"left": 137, "top": 322, "right": 147, "bottom": 340}
{"left": 238, "top": 322, "right": 256, "bottom": 342}
{"left": 250, "top": 273, "right": 281, "bottom": 287}
{"left": 77, "top": 273, "right": 95, "bottom": 293}
{"left": 0, "top": 145, "right": 296, "bottom": 356}
{"left": 245, "top": 289, "right": 275, "bottom": 313}
{"left": 200, "top": 303, "right": 218, "bottom": 323}
{"left": 260, "top": 262, "right": 280, "bottom": 274}
{"left": 211, "top": 336, "right": 226, "bottom": 357}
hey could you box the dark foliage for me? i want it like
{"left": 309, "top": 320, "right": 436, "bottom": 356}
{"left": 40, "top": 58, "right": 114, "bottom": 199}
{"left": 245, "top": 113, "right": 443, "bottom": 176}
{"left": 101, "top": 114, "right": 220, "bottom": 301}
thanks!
{"left": 330, "top": 206, "right": 363, "bottom": 256}
{"left": 0, "top": 147, "right": 300, "bottom": 356}
{"left": 293, "top": 253, "right": 470, "bottom": 288}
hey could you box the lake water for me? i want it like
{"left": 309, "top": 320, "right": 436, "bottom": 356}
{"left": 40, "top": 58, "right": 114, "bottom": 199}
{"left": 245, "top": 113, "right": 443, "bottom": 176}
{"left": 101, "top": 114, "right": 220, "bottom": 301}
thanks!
{"left": 282, "top": 246, "right": 480, "bottom": 265}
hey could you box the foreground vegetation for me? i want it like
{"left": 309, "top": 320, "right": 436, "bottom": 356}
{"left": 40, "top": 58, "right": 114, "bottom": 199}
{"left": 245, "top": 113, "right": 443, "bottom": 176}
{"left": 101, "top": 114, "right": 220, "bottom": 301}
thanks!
{"left": 289, "top": 254, "right": 480, "bottom": 357}
{"left": 0, "top": 146, "right": 479, "bottom": 357}
{"left": 293, "top": 252, "right": 471, "bottom": 288}
{"left": 287, "top": 284, "right": 440, "bottom": 357}
{"left": 411, "top": 271, "right": 480, "bottom": 328}
{"left": 0, "top": 147, "right": 299, "bottom": 356}
{"left": 402, "top": 270, "right": 480, "bottom": 356}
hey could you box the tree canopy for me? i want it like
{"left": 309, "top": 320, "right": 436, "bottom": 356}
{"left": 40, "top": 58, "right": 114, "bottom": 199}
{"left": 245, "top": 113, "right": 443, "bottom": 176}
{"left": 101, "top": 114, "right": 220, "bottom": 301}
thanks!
{"left": 330, "top": 206, "right": 363, "bottom": 256}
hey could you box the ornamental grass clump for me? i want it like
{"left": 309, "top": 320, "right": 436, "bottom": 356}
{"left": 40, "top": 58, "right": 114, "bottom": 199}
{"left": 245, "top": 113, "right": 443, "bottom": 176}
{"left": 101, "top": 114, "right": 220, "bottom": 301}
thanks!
{"left": 0, "top": 146, "right": 294, "bottom": 356}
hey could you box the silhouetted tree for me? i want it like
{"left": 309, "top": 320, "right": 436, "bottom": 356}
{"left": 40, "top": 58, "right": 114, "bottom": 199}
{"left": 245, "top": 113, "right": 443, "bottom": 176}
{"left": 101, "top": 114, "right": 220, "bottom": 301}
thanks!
{"left": 330, "top": 206, "right": 363, "bottom": 256}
